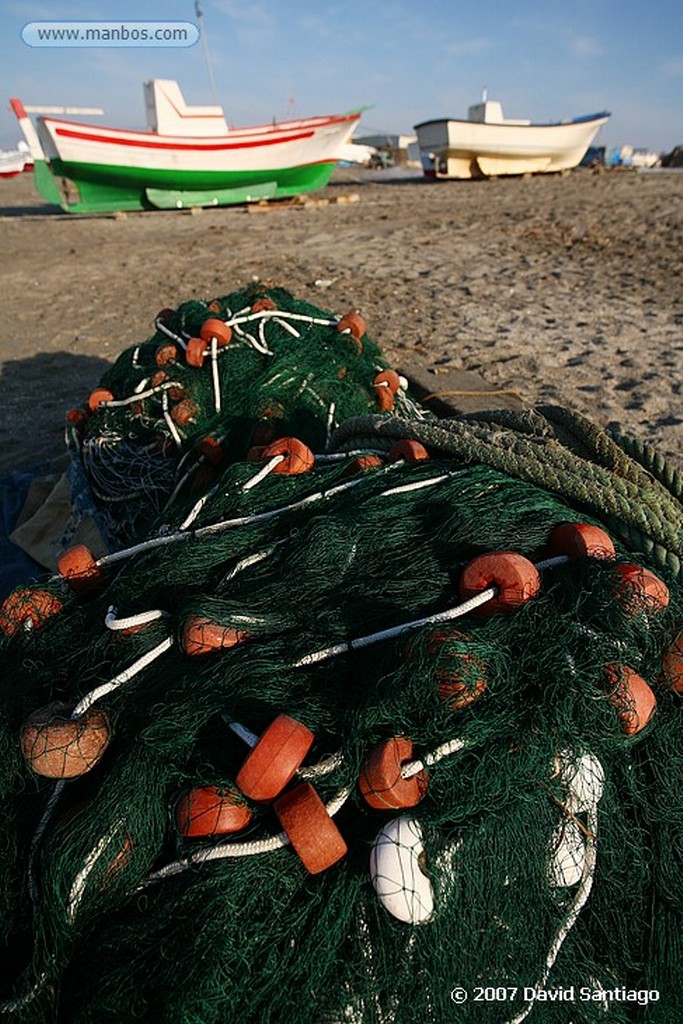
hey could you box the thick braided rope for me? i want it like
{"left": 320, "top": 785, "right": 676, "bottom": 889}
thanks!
{"left": 332, "top": 409, "right": 683, "bottom": 579}
{"left": 607, "top": 427, "right": 683, "bottom": 501}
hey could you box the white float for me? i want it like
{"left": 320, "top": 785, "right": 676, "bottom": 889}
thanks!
{"left": 369, "top": 816, "right": 434, "bottom": 924}
{"left": 557, "top": 750, "right": 605, "bottom": 813}
{"left": 548, "top": 819, "right": 586, "bottom": 888}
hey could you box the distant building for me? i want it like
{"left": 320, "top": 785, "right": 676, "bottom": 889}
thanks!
{"left": 355, "top": 133, "right": 420, "bottom": 166}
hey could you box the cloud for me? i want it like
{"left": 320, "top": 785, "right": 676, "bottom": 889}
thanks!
{"left": 445, "top": 37, "right": 491, "bottom": 56}
{"left": 568, "top": 35, "right": 603, "bottom": 58}
{"left": 660, "top": 55, "right": 683, "bottom": 76}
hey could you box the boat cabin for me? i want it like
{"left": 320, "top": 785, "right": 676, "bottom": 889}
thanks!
{"left": 467, "top": 98, "right": 531, "bottom": 126}
{"left": 144, "top": 79, "right": 229, "bottom": 137}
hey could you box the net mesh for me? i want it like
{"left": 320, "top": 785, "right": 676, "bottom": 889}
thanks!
{"left": 0, "top": 286, "right": 680, "bottom": 1024}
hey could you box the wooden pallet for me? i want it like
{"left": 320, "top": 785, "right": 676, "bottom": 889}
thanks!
{"left": 247, "top": 192, "right": 360, "bottom": 213}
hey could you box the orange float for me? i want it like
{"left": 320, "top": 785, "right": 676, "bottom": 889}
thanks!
{"left": 56, "top": 544, "right": 104, "bottom": 593}
{"left": 273, "top": 782, "right": 347, "bottom": 874}
{"left": 176, "top": 785, "right": 252, "bottom": 837}
{"left": 336, "top": 311, "right": 366, "bottom": 340}
{"left": 66, "top": 408, "right": 87, "bottom": 430}
{"left": 458, "top": 551, "right": 541, "bottom": 616}
{"left": 155, "top": 343, "right": 178, "bottom": 367}
{"left": 251, "top": 297, "right": 277, "bottom": 312}
{"left": 604, "top": 664, "right": 656, "bottom": 735}
{"left": 425, "top": 629, "right": 488, "bottom": 710}
{"left": 388, "top": 439, "right": 430, "bottom": 463}
{"left": 373, "top": 370, "right": 401, "bottom": 412}
{"left": 21, "top": 703, "right": 110, "bottom": 778}
{"left": 87, "top": 388, "right": 114, "bottom": 412}
{"left": 613, "top": 563, "right": 669, "bottom": 615}
{"left": 170, "top": 398, "right": 199, "bottom": 426}
{"left": 359, "top": 736, "right": 428, "bottom": 810}
{"left": 259, "top": 437, "right": 315, "bottom": 475}
{"left": 181, "top": 616, "right": 248, "bottom": 656}
{"left": 185, "top": 337, "right": 207, "bottom": 367}
{"left": 200, "top": 318, "right": 232, "bottom": 346}
{"left": 0, "top": 587, "right": 63, "bottom": 638}
{"left": 236, "top": 714, "right": 314, "bottom": 802}
{"left": 343, "top": 454, "right": 383, "bottom": 476}
{"left": 661, "top": 630, "right": 683, "bottom": 693}
{"left": 546, "top": 522, "right": 615, "bottom": 560}
{"left": 197, "top": 436, "right": 226, "bottom": 466}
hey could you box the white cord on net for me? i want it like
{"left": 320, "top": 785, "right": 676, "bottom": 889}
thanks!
{"left": 67, "top": 819, "right": 125, "bottom": 922}
{"left": 178, "top": 483, "right": 222, "bottom": 531}
{"left": 104, "top": 380, "right": 185, "bottom": 407}
{"left": 155, "top": 318, "right": 188, "bottom": 350}
{"left": 71, "top": 636, "right": 174, "bottom": 717}
{"left": 242, "top": 454, "right": 286, "bottom": 491}
{"left": 211, "top": 338, "right": 221, "bottom": 414}
{"left": 401, "top": 738, "right": 468, "bottom": 779}
{"left": 105, "top": 606, "right": 168, "bottom": 631}
{"left": 503, "top": 804, "right": 599, "bottom": 1024}
{"left": 161, "top": 390, "right": 182, "bottom": 448}
{"left": 139, "top": 784, "right": 353, "bottom": 886}
{"left": 217, "top": 544, "right": 282, "bottom": 588}
{"left": 292, "top": 588, "right": 496, "bottom": 667}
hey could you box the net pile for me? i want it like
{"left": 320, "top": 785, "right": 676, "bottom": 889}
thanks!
{"left": 64, "top": 283, "right": 426, "bottom": 546}
{"left": 0, "top": 287, "right": 681, "bottom": 1024}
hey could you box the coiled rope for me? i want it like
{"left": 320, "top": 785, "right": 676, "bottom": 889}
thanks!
{"left": 332, "top": 404, "right": 683, "bottom": 579}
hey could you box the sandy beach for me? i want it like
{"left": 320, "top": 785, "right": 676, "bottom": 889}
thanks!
{"left": 0, "top": 166, "right": 680, "bottom": 474}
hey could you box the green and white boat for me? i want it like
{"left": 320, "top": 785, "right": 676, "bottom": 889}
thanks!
{"left": 11, "top": 80, "right": 362, "bottom": 213}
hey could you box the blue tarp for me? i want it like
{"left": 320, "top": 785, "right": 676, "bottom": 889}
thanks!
{"left": 0, "top": 467, "right": 48, "bottom": 600}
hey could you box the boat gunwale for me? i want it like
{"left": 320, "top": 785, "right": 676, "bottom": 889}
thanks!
{"left": 413, "top": 112, "right": 610, "bottom": 131}
{"left": 36, "top": 109, "right": 362, "bottom": 147}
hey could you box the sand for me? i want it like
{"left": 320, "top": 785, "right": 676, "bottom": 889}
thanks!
{"left": 0, "top": 166, "right": 680, "bottom": 475}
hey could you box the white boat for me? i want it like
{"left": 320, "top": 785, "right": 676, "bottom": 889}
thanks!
{"left": 414, "top": 93, "right": 610, "bottom": 179}
{"left": 10, "top": 79, "right": 362, "bottom": 212}
{"left": 0, "top": 141, "right": 33, "bottom": 178}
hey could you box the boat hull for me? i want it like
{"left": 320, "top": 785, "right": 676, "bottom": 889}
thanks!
{"left": 29, "top": 110, "right": 359, "bottom": 212}
{"left": 33, "top": 157, "right": 338, "bottom": 212}
{"left": 414, "top": 114, "right": 609, "bottom": 179}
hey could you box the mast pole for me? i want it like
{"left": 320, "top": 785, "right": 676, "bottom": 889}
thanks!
{"left": 194, "top": 2, "right": 219, "bottom": 105}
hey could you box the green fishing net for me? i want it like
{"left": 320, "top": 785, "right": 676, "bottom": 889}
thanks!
{"left": 0, "top": 286, "right": 680, "bottom": 1024}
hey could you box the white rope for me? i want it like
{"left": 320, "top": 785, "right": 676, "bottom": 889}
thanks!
{"left": 380, "top": 473, "right": 452, "bottom": 497}
{"left": 155, "top": 318, "right": 187, "bottom": 349}
{"left": 274, "top": 317, "right": 300, "bottom": 337}
{"left": 0, "top": 972, "right": 51, "bottom": 1014}
{"left": 105, "top": 606, "right": 168, "bottom": 631}
{"left": 178, "top": 484, "right": 220, "bottom": 531}
{"left": 67, "top": 820, "right": 124, "bottom": 921}
{"left": 504, "top": 805, "right": 599, "bottom": 1024}
{"left": 242, "top": 454, "right": 286, "bottom": 491}
{"left": 139, "top": 784, "right": 353, "bottom": 886}
{"left": 293, "top": 589, "right": 495, "bottom": 667}
{"left": 161, "top": 391, "right": 182, "bottom": 447}
{"left": 401, "top": 738, "right": 468, "bottom": 779}
{"left": 326, "top": 402, "right": 336, "bottom": 446}
{"left": 226, "top": 310, "right": 336, "bottom": 329}
{"left": 211, "top": 338, "right": 221, "bottom": 413}
{"left": 104, "top": 380, "right": 185, "bottom": 407}
{"left": 71, "top": 636, "right": 174, "bottom": 717}
{"left": 217, "top": 544, "right": 281, "bottom": 588}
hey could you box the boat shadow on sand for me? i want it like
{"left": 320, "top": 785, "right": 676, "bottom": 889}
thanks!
{"left": 0, "top": 352, "right": 111, "bottom": 474}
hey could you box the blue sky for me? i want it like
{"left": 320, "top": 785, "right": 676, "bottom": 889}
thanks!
{"left": 1, "top": 0, "right": 682, "bottom": 153}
